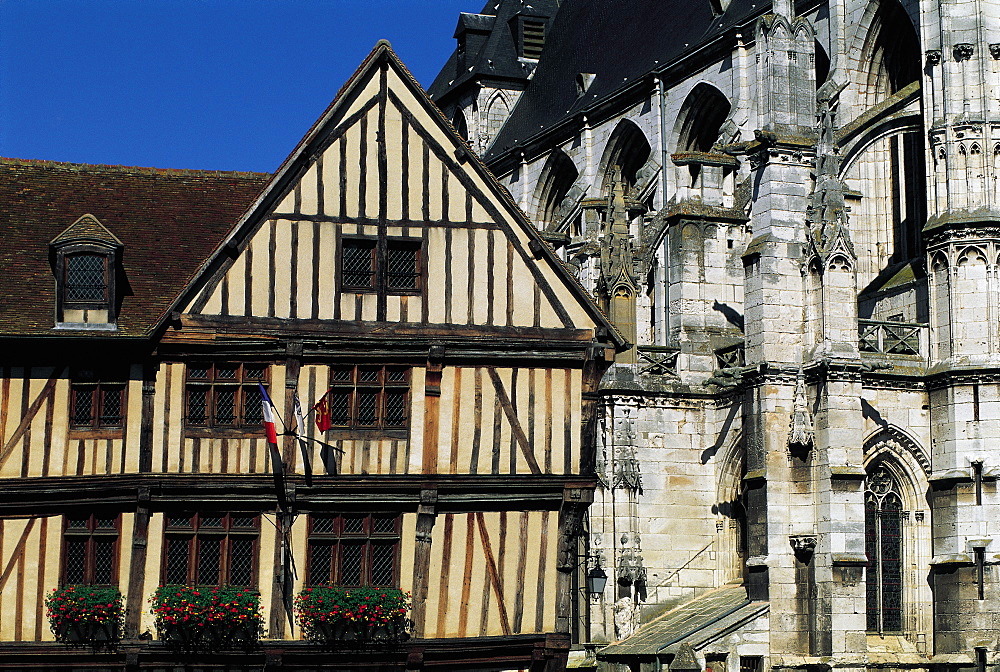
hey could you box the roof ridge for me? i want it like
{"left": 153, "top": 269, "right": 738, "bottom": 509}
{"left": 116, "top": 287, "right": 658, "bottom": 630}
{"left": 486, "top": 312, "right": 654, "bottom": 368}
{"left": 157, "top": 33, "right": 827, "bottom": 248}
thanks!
{"left": 0, "top": 156, "right": 271, "bottom": 179}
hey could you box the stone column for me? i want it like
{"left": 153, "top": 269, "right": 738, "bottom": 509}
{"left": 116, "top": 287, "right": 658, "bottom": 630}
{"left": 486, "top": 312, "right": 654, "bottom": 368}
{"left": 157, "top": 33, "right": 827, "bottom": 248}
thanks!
{"left": 921, "top": 1, "right": 1000, "bottom": 655}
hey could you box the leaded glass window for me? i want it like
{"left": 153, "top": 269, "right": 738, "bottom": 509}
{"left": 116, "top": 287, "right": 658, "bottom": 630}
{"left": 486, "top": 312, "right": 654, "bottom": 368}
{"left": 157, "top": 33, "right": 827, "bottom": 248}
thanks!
{"left": 386, "top": 242, "right": 420, "bottom": 290}
{"left": 866, "top": 465, "right": 904, "bottom": 634}
{"left": 63, "top": 513, "right": 119, "bottom": 585}
{"left": 70, "top": 369, "right": 127, "bottom": 430}
{"left": 65, "top": 254, "right": 107, "bottom": 303}
{"left": 322, "top": 365, "right": 409, "bottom": 432}
{"left": 185, "top": 363, "right": 269, "bottom": 430}
{"left": 306, "top": 513, "right": 399, "bottom": 587}
{"left": 163, "top": 513, "right": 259, "bottom": 586}
{"left": 342, "top": 240, "right": 376, "bottom": 289}
{"left": 340, "top": 236, "right": 422, "bottom": 294}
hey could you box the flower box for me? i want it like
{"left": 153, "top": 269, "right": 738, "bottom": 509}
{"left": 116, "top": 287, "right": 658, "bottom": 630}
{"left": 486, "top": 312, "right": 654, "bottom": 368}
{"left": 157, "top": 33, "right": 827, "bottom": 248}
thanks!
{"left": 152, "top": 585, "right": 263, "bottom": 649}
{"left": 295, "top": 586, "right": 410, "bottom": 645}
{"left": 45, "top": 585, "right": 123, "bottom": 645}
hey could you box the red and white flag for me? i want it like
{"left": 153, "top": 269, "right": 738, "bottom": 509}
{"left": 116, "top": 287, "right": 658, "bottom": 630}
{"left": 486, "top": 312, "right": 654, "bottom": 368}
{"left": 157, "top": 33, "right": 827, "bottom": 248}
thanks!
{"left": 259, "top": 383, "right": 279, "bottom": 445}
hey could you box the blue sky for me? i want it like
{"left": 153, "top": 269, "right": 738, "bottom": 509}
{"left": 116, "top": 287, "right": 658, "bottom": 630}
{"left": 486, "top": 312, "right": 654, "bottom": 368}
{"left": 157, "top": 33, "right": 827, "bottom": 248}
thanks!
{"left": 0, "top": 0, "right": 479, "bottom": 172}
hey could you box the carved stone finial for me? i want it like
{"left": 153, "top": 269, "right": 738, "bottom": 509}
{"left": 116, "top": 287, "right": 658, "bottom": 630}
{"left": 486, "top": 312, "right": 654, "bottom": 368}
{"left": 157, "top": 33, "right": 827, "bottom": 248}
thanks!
{"left": 926, "top": 49, "right": 941, "bottom": 66}
{"left": 600, "top": 166, "right": 637, "bottom": 291}
{"left": 806, "top": 87, "right": 856, "bottom": 265}
{"left": 954, "top": 43, "right": 974, "bottom": 61}
{"left": 613, "top": 446, "right": 643, "bottom": 492}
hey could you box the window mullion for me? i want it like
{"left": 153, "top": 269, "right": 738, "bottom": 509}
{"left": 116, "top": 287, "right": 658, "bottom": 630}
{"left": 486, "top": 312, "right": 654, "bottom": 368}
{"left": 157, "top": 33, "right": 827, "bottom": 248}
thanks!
{"left": 85, "top": 535, "right": 95, "bottom": 585}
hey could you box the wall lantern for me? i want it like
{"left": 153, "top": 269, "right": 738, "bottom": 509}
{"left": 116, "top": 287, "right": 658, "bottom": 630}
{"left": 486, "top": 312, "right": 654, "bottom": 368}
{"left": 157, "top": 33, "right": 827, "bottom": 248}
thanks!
{"left": 586, "top": 564, "right": 608, "bottom": 596}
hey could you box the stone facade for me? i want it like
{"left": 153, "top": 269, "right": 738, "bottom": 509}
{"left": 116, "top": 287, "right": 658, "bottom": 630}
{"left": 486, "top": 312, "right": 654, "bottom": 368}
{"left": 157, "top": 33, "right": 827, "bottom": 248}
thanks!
{"left": 432, "top": 0, "right": 1000, "bottom": 670}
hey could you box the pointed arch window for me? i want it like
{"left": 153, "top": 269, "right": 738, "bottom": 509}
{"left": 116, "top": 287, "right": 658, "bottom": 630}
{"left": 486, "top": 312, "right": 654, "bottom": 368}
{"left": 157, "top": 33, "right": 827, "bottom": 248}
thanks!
{"left": 865, "top": 464, "right": 904, "bottom": 634}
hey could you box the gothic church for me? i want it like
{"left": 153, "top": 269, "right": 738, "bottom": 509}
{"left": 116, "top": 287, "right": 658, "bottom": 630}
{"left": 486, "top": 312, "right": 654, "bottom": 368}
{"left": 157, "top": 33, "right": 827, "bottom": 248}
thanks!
{"left": 430, "top": 0, "right": 1000, "bottom": 669}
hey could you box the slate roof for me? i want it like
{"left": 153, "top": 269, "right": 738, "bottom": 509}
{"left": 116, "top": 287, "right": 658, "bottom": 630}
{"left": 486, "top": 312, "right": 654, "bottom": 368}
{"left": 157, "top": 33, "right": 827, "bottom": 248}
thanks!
{"left": 599, "top": 583, "right": 768, "bottom": 660}
{"left": 0, "top": 158, "right": 269, "bottom": 338}
{"left": 461, "top": 0, "right": 767, "bottom": 163}
{"left": 427, "top": 0, "right": 561, "bottom": 103}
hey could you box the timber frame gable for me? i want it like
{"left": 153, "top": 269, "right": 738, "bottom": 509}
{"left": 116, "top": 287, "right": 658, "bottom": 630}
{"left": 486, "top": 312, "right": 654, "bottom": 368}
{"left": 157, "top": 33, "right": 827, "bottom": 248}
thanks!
{"left": 168, "top": 41, "right": 625, "bottom": 356}
{"left": 0, "top": 41, "right": 619, "bottom": 672}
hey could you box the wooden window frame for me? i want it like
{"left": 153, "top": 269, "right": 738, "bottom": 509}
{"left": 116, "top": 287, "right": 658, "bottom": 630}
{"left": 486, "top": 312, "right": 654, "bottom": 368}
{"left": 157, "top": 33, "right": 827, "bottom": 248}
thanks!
{"left": 53, "top": 242, "right": 119, "bottom": 322}
{"left": 70, "top": 381, "right": 127, "bottom": 433}
{"left": 321, "top": 364, "right": 410, "bottom": 438}
{"left": 184, "top": 362, "right": 270, "bottom": 436}
{"left": 162, "top": 512, "right": 260, "bottom": 587}
{"left": 338, "top": 234, "right": 424, "bottom": 297}
{"left": 62, "top": 513, "right": 121, "bottom": 586}
{"left": 305, "top": 513, "right": 401, "bottom": 587}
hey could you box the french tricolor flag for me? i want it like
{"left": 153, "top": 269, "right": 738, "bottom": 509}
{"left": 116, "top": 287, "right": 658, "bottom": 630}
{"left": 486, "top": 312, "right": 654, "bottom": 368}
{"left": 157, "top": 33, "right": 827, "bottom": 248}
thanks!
{"left": 259, "top": 383, "right": 279, "bottom": 445}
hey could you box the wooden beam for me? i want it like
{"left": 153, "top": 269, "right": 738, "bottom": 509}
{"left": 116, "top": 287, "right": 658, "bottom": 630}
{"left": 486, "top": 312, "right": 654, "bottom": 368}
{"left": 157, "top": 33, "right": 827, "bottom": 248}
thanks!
{"left": 475, "top": 512, "right": 511, "bottom": 636}
{"left": 486, "top": 368, "right": 542, "bottom": 475}
{"left": 0, "top": 371, "right": 62, "bottom": 473}
{"left": 0, "top": 518, "right": 35, "bottom": 591}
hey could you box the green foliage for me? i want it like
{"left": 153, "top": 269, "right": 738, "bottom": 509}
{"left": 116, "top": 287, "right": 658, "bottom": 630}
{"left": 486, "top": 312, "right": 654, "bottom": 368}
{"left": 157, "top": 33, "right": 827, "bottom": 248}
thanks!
{"left": 295, "top": 585, "right": 410, "bottom": 642}
{"left": 152, "top": 585, "right": 263, "bottom": 646}
{"left": 45, "top": 585, "right": 123, "bottom": 642}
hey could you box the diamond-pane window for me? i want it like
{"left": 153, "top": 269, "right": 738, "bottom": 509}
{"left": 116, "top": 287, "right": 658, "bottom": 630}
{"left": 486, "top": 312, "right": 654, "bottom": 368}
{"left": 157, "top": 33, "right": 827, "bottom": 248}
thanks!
{"left": 309, "top": 543, "right": 334, "bottom": 583}
{"left": 341, "top": 544, "right": 364, "bottom": 585}
{"left": 63, "top": 513, "right": 119, "bottom": 586}
{"left": 187, "top": 388, "right": 208, "bottom": 425}
{"left": 66, "top": 254, "right": 107, "bottom": 303}
{"left": 198, "top": 538, "right": 221, "bottom": 584}
{"left": 320, "top": 366, "right": 409, "bottom": 432}
{"left": 356, "top": 391, "right": 378, "bottom": 426}
{"left": 370, "top": 544, "right": 395, "bottom": 586}
{"left": 340, "top": 236, "right": 421, "bottom": 294}
{"left": 188, "top": 366, "right": 209, "bottom": 379}
{"left": 94, "top": 539, "right": 115, "bottom": 584}
{"left": 73, "top": 389, "right": 94, "bottom": 425}
{"left": 65, "top": 540, "right": 87, "bottom": 584}
{"left": 229, "top": 538, "right": 255, "bottom": 586}
{"left": 343, "top": 516, "right": 365, "bottom": 535}
{"left": 342, "top": 240, "right": 376, "bottom": 288}
{"left": 330, "top": 391, "right": 350, "bottom": 425}
{"left": 166, "top": 538, "right": 190, "bottom": 584}
{"left": 307, "top": 514, "right": 400, "bottom": 587}
{"left": 185, "top": 363, "right": 270, "bottom": 430}
{"left": 372, "top": 516, "right": 397, "bottom": 535}
{"left": 215, "top": 388, "right": 236, "bottom": 424}
{"left": 163, "top": 513, "right": 259, "bottom": 587}
{"left": 70, "top": 372, "right": 127, "bottom": 430}
{"left": 386, "top": 243, "right": 420, "bottom": 290}
{"left": 231, "top": 515, "right": 257, "bottom": 529}
{"left": 99, "top": 387, "right": 123, "bottom": 426}
{"left": 243, "top": 386, "right": 263, "bottom": 424}
{"left": 384, "top": 390, "right": 407, "bottom": 427}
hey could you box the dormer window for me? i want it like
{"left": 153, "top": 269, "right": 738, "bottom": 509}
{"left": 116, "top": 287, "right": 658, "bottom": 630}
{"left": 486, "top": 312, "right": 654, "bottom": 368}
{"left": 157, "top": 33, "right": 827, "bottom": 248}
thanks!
{"left": 509, "top": 14, "right": 549, "bottom": 61}
{"left": 50, "top": 214, "right": 122, "bottom": 329}
{"left": 521, "top": 19, "right": 545, "bottom": 59}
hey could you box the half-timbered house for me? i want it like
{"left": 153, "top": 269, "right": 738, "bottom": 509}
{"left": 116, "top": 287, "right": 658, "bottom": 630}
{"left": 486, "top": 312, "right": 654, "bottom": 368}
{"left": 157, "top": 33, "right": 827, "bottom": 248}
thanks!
{"left": 0, "top": 42, "right": 623, "bottom": 672}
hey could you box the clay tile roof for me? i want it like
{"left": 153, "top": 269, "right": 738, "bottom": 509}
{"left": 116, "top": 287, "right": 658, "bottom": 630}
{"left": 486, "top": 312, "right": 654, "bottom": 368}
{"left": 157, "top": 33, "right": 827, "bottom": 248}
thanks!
{"left": 50, "top": 213, "right": 123, "bottom": 247}
{"left": 0, "top": 158, "right": 270, "bottom": 338}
